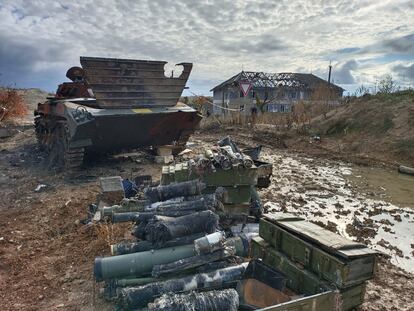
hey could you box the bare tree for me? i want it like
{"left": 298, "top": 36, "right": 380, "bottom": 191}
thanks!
{"left": 378, "top": 75, "right": 399, "bottom": 94}
{"left": 354, "top": 84, "right": 370, "bottom": 96}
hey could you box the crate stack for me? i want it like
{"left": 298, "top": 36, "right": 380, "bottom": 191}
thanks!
{"left": 160, "top": 160, "right": 260, "bottom": 214}
{"left": 251, "top": 213, "right": 378, "bottom": 311}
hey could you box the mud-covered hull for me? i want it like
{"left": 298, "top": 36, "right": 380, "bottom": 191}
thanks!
{"left": 73, "top": 105, "right": 202, "bottom": 153}
{"left": 35, "top": 100, "right": 202, "bottom": 168}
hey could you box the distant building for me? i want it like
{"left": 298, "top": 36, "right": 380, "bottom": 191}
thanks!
{"left": 210, "top": 71, "right": 344, "bottom": 115}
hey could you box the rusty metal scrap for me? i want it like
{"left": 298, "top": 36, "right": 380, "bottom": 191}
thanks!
{"left": 79, "top": 56, "right": 193, "bottom": 108}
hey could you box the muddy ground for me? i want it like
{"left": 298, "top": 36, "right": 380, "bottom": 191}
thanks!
{"left": 0, "top": 125, "right": 413, "bottom": 311}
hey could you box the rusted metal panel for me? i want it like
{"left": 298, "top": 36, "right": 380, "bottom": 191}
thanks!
{"left": 80, "top": 56, "right": 192, "bottom": 108}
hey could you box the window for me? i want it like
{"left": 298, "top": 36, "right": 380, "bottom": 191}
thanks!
{"left": 267, "top": 104, "right": 278, "bottom": 112}
{"left": 280, "top": 105, "right": 285, "bottom": 112}
{"left": 250, "top": 90, "right": 255, "bottom": 98}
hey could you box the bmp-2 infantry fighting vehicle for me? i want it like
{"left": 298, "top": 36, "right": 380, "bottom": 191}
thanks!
{"left": 34, "top": 57, "right": 202, "bottom": 169}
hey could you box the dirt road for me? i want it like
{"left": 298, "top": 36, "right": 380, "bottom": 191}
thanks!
{"left": 0, "top": 126, "right": 413, "bottom": 310}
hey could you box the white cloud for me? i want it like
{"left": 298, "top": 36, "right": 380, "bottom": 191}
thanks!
{"left": 0, "top": 0, "right": 413, "bottom": 93}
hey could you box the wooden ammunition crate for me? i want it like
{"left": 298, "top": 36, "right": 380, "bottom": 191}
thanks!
{"left": 259, "top": 214, "right": 378, "bottom": 288}
{"left": 251, "top": 236, "right": 367, "bottom": 311}
{"left": 161, "top": 162, "right": 258, "bottom": 186}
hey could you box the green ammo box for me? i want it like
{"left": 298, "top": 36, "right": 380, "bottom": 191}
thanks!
{"left": 259, "top": 214, "right": 378, "bottom": 288}
{"left": 174, "top": 162, "right": 189, "bottom": 182}
{"left": 160, "top": 165, "right": 176, "bottom": 185}
{"left": 251, "top": 236, "right": 367, "bottom": 311}
{"left": 220, "top": 185, "right": 253, "bottom": 204}
{"left": 160, "top": 160, "right": 259, "bottom": 209}
{"left": 199, "top": 167, "right": 257, "bottom": 187}
{"left": 161, "top": 161, "right": 258, "bottom": 187}
{"left": 251, "top": 236, "right": 331, "bottom": 295}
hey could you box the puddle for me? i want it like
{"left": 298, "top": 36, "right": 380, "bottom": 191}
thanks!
{"left": 347, "top": 166, "right": 414, "bottom": 208}
{"left": 259, "top": 152, "right": 414, "bottom": 273}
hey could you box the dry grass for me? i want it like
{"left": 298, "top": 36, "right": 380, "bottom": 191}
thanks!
{"left": 201, "top": 101, "right": 337, "bottom": 134}
{"left": 0, "top": 88, "right": 28, "bottom": 124}
{"left": 92, "top": 222, "right": 131, "bottom": 250}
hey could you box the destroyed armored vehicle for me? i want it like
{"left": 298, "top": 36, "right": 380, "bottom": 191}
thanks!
{"left": 34, "top": 57, "right": 202, "bottom": 169}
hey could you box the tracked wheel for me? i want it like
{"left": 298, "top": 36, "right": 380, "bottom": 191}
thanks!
{"left": 47, "top": 122, "right": 85, "bottom": 170}
{"left": 34, "top": 115, "right": 47, "bottom": 151}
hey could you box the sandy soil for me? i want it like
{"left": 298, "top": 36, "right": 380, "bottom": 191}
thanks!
{"left": 0, "top": 125, "right": 413, "bottom": 310}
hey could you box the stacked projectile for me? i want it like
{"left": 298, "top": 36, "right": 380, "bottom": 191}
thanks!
{"left": 160, "top": 137, "right": 273, "bottom": 218}
{"left": 99, "top": 180, "right": 221, "bottom": 222}
{"left": 93, "top": 178, "right": 262, "bottom": 310}
{"left": 95, "top": 231, "right": 254, "bottom": 309}
{"left": 251, "top": 213, "right": 379, "bottom": 311}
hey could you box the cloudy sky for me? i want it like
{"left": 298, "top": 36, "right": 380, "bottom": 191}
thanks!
{"left": 0, "top": 0, "right": 413, "bottom": 95}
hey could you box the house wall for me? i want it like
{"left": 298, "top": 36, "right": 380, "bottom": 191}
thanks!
{"left": 213, "top": 86, "right": 301, "bottom": 115}
{"left": 212, "top": 85, "right": 256, "bottom": 115}
{"left": 212, "top": 84, "right": 341, "bottom": 116}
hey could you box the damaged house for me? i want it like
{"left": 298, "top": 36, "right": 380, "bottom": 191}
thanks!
{"left": 210, "top": 71, "right": 344, "bottom": 115}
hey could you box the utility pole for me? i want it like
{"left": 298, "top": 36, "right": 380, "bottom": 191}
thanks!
{"left": 328, "top": 61, "right": 332, "bottom": 85}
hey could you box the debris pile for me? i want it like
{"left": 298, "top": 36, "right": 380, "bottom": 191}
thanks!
{"left": 87, "top": 137, "right": 379, "bottom": 310}
{"left": 92, "top": 168, "right": 259, "bottom": 309}
{"left": 160, "top": 136, "right": 272, "bottom": 218}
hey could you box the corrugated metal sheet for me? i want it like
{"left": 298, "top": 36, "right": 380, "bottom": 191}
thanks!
{"left": 80, "top": 56, "right": 192, "bottom": 108}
